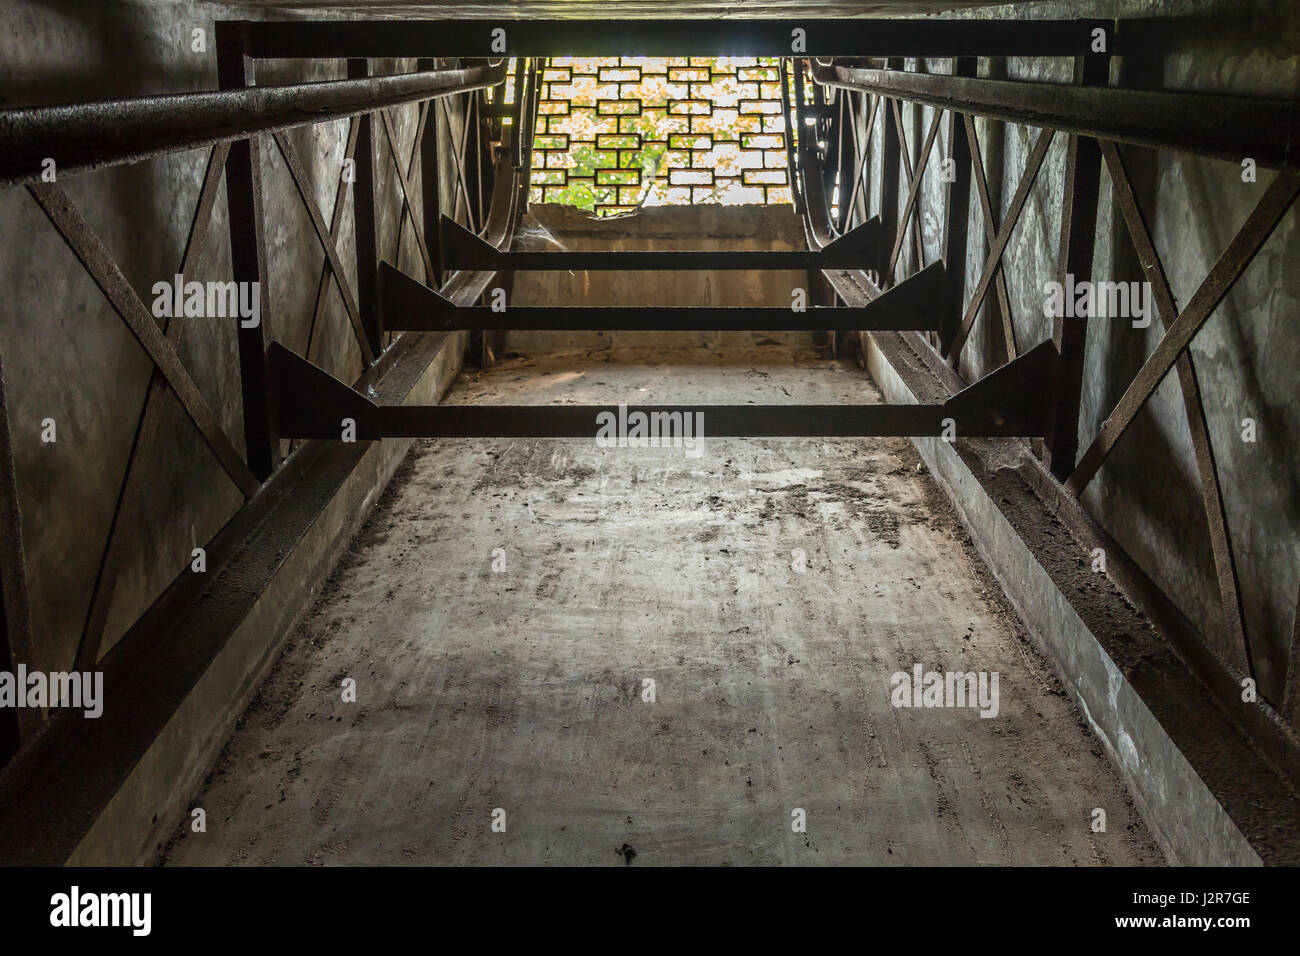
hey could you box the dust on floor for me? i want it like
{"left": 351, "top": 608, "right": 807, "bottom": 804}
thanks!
{"left": 165, "top": 346, "right": 1163, "bottom": 866}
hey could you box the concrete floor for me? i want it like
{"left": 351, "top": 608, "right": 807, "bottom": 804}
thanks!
{"left": 166, "top": 345, "right": 1162, "bottom": 866}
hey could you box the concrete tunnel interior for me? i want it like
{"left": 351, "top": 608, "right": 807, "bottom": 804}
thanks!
{"left": 0, "top": 0, "right": 1298, "bottom": 885}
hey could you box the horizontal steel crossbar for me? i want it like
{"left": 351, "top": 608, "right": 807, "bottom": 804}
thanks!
{"left": 379, "top": 260, "right": 946, "bottom": 332}
{"left": 236, "top": 18, "right": 1109, "bottom": 59}
{"left": 270, "top": 339, "right": 1059, "bottom": 439}
{"left": 440, "top": 215, "right": 883, "bottom": 271}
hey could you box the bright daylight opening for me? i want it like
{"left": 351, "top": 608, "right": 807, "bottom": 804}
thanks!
{"left": 499, "top": 56, "right": 796, "bottom": 216}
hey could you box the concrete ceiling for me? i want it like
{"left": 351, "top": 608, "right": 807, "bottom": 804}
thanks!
{"left": 216, "top": 1, "right": 1031, "bottom": 18}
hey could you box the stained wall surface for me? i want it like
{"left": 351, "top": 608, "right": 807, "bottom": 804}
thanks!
{"left": 0, "top": 0, "right": 457, "bottom": 676}
{"left": 851, "top": 0, "right": 1300, "bottom": 712}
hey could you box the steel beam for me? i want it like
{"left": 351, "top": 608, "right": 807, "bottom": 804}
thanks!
{"left": 305, "top": 118, "right": 361, "bottom": 366}
{"left": 964, "top": 114, "right": 1017, "bottom": 360}
{"left": 236, "top": 18, "right": 1105, "bottom": 59}
{"left": 417, "top": 57, "right": 445, "bottom": 288}
{"left": 1066, "top": 169, "right": 1300, "bottom": 493}
{"left": 0, "top": 60, "right": 507, "bottom": 187}
{"left": 346, "top": 60, "right": 383, "bottom": 360}
{"left": 947, "top": 127, "right": 1055, "bottom": 362}
{"left": 272, "top": 339, "right": 1057, "bottom": 440}
{"left": 29, "top": 182, "right": 262, "bottom": 497}
{"left": 273, "top": 129, "right": 374, "bottom": 365}
{"left": 812, "top": 60, "right": 1300, "bottom": 169}
{"left": 1047, "top": 51, "right": 1109, "bottom": 482}
{"left": 76, "top": 143, "right": 235, "bottom": 671}
{"left": 440, "top": 214, "right": 883, "bottom": 271}
{"left": 217, "top": 31, "right": 278, "bottom": 481}
{"left": 939, "top": 58, "right": 976, "bottom": 354}
{"left": 887, "top": 104, "right": 943, "bottom": 280}
{"left": 878, "top": 63, "right": 903, "bottom": 287}
{"left": 380, "top": 259, "right": 945, "bottom": 332}
{"left": 381, "top": 106, "right": 436, "bottom": 287}
{"left": 889, "top": 99, "right": 927, "bottom": 276}
{"left": 1099, "top": 139, "right": 1254, "bottom": 678}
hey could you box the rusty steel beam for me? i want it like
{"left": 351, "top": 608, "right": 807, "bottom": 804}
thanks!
{"left": 379, "top": 258, "right": 945, "bottom": 332}
{"left": 833, "top": 93, "right": 852, "bottom": 233}
{"left": 887, "top": 105, "right": 943, "bottom": 280}
{"left": 467, "top": 95, "right": 485, "bottom": 248}
{"left": 964, "top": 114, "right": 1018, "bottom": 360}
{"left": 237, "top": 18, "right": 1105, "bottom": 59}
{"left": 811, "top": 60, "right": 1300, "bottom": 169}
{"left": 75, "top": 143, "right": 232, "bottom": 671}
{"left": 938, "top": 58, "right": 976, "bottom": 355}
{"left": 27, "top": 183, "right": 261, "bottom": 499}
{"left": 417, "top": 60, "right": 445, "bottom": 288}
{"left": 272, "top": 339, "right": 1058, "bottom": 440}
{"left": 347, "top": 59, "right": 384, "bottom": 360}
{"left": 1066, "top": 169, "right": 1300, "bottom": 495}
{"left": 947, "top": 127, "right": 1056, "bottom": 362}
{"left": 1097, "top": 139, "right": 1255, "bottom": 678}
{"left": 878, "top": 95, "right": 902, "bottom": 285}
{"left": 305, "top": 117, "right": 361, "bottom": 367}
{"left": 889, "top": 100, "right": 927, "bottom": 276}
{"left": 217, "top": 32, "right": 278, "bottom": 481}
{"left": 440, "top": 97, "right": 475, "bottom": 231}
{"left": 272, "top": 130, "right": 374, "bottom": 365}
{"left": 0, "top": 58, "right": 506, "bottom": 188}
{"left": 1047, "top": 51, "right": 1109, "bottom": 482}
{"left": 383, "top": 105, "right": 436, "bottom": 287}
{"left": 843, "top": 93, "right": 879, "bottom": 231}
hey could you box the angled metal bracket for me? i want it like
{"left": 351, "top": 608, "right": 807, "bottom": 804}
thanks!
{"left": 378, "top": 258, "right": 944, "bottom": 332}
{"left": 270, "top": 338, "right": 1056, "bottom": 440}
{"left": 439, "top": 213, "right": 884, "bottom": 271}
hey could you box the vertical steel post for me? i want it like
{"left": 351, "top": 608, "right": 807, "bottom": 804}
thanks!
{"left": 216, "top": 22, "right": 276, "bottom": 480}
{"left": 878, "top": 58, "right": 903, "bottom": 287}
{"left": 1048, "top": 48, "right": 1110, "bottom": 480}
{"left": 939, "top": 57, "right": 976, "bottom": 354}
{"left": 348, "top": 58, "right": 383, "bottom": 358}
{"left": 417, "top": 58, "right": 444, "bottom": 287}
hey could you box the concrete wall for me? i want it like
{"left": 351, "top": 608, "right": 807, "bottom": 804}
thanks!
{"left": 3, "top": 0, "right": 1296, "bottom": 780}
{"left": 0, "top": 0, "right": 462, "bottom": 683}
{"left": 849, "top": 0, "right": 1300, "bottom": 716}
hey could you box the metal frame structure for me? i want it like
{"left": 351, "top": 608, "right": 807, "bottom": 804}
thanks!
{"left": 796, "top": 45, "right": 1299, "bottom": 726}
{"left": 0, "top": 16, "right": 1298, "bottom": 780}
{"left": 0, "top": 28, "right": 514, "bottom": 764}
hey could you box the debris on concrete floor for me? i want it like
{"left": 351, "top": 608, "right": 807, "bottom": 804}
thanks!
{"left": 166, "top": 347, "right": 1162, "bottom": 866}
